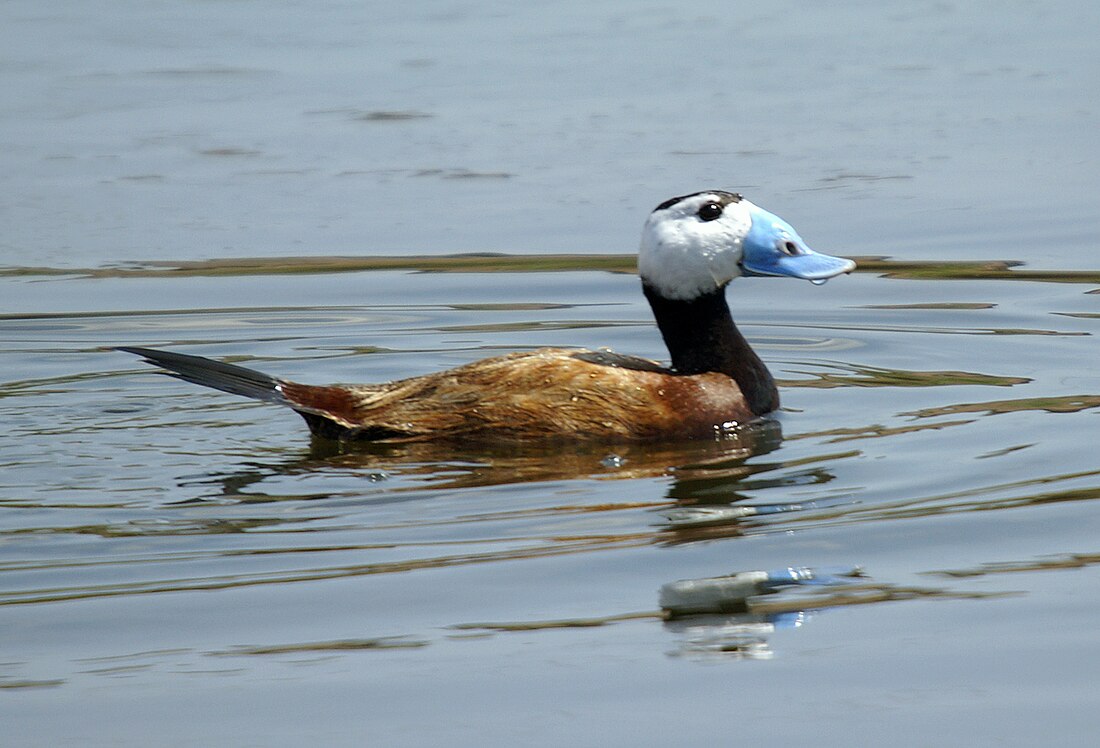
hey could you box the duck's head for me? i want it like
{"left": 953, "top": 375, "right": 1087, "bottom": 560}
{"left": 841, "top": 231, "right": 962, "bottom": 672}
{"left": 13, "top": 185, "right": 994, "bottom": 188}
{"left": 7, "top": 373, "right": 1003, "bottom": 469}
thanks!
{"left": 638, "top": 190, "right": 856, "bottom": 300}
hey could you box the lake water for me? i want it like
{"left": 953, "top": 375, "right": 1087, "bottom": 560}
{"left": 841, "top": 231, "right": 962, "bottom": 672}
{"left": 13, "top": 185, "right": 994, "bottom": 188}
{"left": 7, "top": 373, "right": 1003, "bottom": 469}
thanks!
{"left": 2, "top": 1, "right": 1099, "bottom": 746}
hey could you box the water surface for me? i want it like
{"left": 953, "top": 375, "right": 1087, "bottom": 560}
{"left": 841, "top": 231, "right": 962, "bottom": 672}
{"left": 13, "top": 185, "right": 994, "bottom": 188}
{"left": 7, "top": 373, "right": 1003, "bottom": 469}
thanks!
{"left": 2, "top": 1, "right": 1100, "bottom": 746}
{"left": 3, "top": 261, "right": 1099, "bottom": 745}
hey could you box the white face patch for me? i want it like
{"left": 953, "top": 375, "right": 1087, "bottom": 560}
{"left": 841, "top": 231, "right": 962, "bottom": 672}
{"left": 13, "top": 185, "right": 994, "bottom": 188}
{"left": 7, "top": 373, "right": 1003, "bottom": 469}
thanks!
{"left": 637, "top": 192, "right": 754, "bottom": 300}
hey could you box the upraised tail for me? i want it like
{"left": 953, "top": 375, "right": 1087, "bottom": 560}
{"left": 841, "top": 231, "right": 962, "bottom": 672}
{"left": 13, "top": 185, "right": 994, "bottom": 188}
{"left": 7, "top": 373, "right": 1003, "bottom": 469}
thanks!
{"left": 117, "top": 346, "right": 399, "bottom": 440}
{"left": 118, "top": 347, "right": 289, "bottom": 405}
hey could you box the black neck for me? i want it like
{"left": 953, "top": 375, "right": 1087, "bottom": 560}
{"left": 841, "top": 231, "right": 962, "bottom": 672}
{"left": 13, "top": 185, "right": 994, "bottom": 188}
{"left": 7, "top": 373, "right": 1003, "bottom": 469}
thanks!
{"left": 643, "top": 283, "right": 778, "bottom": 415}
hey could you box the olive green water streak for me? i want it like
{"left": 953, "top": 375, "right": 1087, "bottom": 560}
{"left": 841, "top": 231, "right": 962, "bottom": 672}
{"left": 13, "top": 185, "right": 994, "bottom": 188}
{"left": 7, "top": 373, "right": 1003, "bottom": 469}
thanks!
{"left": 4, "top": 254, "right": 1100, "bottom": 284}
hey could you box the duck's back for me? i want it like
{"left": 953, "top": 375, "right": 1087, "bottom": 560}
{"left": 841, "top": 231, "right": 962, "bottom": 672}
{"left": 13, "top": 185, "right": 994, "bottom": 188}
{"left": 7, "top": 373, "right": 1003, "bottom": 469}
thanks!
{"left": 280, "top": 348, "right": 755, "bottom": 441}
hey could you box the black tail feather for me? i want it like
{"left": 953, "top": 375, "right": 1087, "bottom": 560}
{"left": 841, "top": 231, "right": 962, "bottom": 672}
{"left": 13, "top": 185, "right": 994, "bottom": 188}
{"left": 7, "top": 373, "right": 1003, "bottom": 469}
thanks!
{"left": 118, "top": 346, "right": 288, "bottom": 406}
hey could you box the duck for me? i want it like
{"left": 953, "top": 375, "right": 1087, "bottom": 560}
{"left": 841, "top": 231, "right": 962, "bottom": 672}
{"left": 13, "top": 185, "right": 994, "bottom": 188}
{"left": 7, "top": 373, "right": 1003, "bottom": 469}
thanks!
{"left": 119, "top": 191, "right": 854, "bottom": 442}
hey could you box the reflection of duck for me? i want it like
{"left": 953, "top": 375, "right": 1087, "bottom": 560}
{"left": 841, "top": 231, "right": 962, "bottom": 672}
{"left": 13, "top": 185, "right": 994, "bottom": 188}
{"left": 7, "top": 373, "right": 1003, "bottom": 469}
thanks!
{"left": 189, "top": 422, "right": 783, "bottom": 498}
{"left": 120, "top": 192, "right": 853, "bottom": 442}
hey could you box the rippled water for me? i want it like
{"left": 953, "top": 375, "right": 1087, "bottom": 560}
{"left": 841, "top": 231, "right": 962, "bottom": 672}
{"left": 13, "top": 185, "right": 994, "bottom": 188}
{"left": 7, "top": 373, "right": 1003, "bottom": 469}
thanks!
{"left": 2, "top": 260, "right": 1099, "bottom": 744}
{"left": 4, "top": 0, "right": 1100, "bottom": 744}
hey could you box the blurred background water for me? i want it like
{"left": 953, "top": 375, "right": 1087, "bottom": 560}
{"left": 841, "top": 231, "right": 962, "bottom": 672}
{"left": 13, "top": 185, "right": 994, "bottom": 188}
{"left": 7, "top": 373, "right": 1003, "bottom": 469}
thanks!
{"left": 4, "top": 0, "right": 1098, "bottom": 269}
{"left": 2, "top": 1, "right": 1099, "bottom": 746}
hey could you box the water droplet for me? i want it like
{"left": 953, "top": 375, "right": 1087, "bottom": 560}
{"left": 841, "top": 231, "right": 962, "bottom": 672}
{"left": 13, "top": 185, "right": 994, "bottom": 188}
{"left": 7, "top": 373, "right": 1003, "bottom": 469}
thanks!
{"left": 810, "top": 278, "right": 827, "bottom": 286}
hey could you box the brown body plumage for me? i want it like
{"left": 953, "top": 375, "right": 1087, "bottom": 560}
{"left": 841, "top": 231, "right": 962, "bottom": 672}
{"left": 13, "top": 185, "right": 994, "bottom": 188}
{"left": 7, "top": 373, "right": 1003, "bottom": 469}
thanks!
{"left": 280, "top": 349, "right": 754, "bottom": 442}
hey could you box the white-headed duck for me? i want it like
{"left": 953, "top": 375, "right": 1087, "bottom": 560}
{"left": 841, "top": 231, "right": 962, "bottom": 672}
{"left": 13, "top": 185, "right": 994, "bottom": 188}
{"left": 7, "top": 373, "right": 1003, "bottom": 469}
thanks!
{"left": 119, "top": 191, "right": 854, "bottom": 441}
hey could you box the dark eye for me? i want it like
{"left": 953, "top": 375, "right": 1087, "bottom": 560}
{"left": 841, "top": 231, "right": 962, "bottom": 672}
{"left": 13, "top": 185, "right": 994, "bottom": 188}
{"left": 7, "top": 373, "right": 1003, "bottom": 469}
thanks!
{"left": 697, "top": 202, "right": 723, "bottom": 222}
{"left": 780, "top": 240, "right": 800, "bottom": 255}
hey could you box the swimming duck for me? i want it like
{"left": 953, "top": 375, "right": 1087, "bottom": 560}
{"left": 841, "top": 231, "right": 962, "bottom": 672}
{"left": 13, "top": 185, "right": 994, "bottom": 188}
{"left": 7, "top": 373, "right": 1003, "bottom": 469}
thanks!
{"left": 119, "top": 191, "right": 854, "bottom": 442}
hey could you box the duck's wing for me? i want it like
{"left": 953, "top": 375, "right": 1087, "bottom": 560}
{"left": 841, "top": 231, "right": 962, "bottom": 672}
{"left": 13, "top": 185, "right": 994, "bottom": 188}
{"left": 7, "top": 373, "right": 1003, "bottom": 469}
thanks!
{"left": 285, "top": 348, "right": 752, "bottom": 441}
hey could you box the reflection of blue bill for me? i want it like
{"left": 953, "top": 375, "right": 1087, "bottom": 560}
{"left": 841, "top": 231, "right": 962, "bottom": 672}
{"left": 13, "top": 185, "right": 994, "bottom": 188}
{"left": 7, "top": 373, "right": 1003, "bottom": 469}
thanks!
{"left": 660, "top": 565, "right": 862, "bottom": 616}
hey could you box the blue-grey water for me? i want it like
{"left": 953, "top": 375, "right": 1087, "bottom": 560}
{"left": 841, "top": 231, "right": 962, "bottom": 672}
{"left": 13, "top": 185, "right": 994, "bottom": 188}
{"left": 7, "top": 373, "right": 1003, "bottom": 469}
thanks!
{"left": 2, "top": 2, "right": 1100, "bottom": 746}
